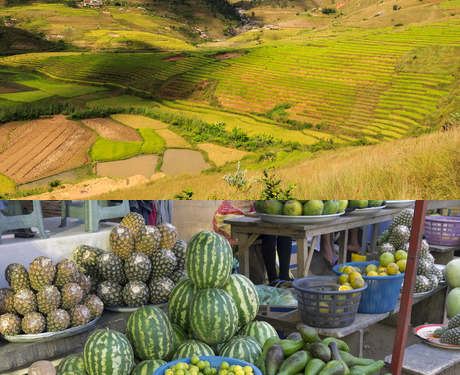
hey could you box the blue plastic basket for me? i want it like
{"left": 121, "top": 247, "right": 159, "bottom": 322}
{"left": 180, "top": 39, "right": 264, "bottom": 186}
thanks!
{"left": 332, "top": 261, "right": 404, "bottom": 314}
{"left": 153, "top": 356, "right": 262, "bottom": 375}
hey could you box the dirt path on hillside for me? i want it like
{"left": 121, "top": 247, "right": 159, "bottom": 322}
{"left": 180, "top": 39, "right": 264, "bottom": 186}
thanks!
{"left": 0, "top": 115, "right": 93, "bottom": 184}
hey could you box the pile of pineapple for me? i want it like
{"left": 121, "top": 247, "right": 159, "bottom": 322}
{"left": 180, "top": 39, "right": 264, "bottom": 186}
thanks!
{"left": 0, "top": 256, "right": 103, "bottom": 336}
{"left": 377, "top": 208, "right": 444, "bottom": 293}
{"left": 74, "top": 212, "right": 187, "bottom": 308}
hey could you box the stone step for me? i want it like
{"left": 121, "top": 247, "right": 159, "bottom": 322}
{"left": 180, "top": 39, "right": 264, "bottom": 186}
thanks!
{"left": 383, "top": 343, "right": 460, "bottom": 375}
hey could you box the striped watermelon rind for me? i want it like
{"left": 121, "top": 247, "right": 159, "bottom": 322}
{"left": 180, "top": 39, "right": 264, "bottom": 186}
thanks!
{"left": 172, "top": 339, "right": 215, "bottom": 360}
{"left": 168, "top": 324, "right": 189, "bottom": 360}
{"left": 168, "top": 277, "right": 199, "bottom": 332}
{"left": 190, "top": 288, "right": 239, "bottom": 345}
{"left": 185, "top": 231, "right": 233, "bottom": 289}
{"left": 83, "top": 329, "right": 135, "bottom": 375}
{"left": 126, "top": 305, "right": 174, "bottom": 360}
{"left": 222, "top": 274, "right": 260, "bottom": 326}
{"left": 238, "top": 321, "right": 279, "bottom": 347}
{"left": 219, "top": 335, "right": 263, "bottom": 364}
{"left": 131, "top": 359, "right": 166, "bottom": 375}
{"left": 59, "top": 371, "right": 86, "bottom": 375}
{"left": 58, "top": 353, "right": 86, "bottom": 373}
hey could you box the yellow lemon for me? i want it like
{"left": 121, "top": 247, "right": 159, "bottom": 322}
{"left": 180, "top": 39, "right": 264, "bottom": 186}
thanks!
{"left": 343, "top": 266, "right": 355, "bottom": 274}
{"left": 342, "top": 282, "right": 352, "bottom": 288}
{"left": 367, "top": 271, "right": 379, "bottom": 276}
{"left": 395, "top": 250, "right": 408, "bottom": 262}
{"left": 337, "top": 265, "right": 347, "bottom": 273}
{"left": 339, "top": 285, "right": 353, "bottom": 291}
{"left": 365, "top": 264, "right": 378, "bottom": 274}
{"left": 397, "top": 259, "right": 407, "bottom": 272}
{"left": 387, "top": 262, "right": 400, "bottom": 275}
{"left": 380, "top": 252, "right": 395, "bottom": 267}
{"left": 319, "top": 301, "right": 330, "bottom": 314}
{"left": 377, "top": 266, "right": 387, "bottom": 273}
{"left": 378, "top": 272, "right": 388, "bottom": 276}
{"left": 349, "top": 271, "right": 362, "bottom": 285}
{"left": 350, "top": 276, "right": 365, "bottom": 289}
{"left": 338, "top": 273, "right": 350, "bottom": 285}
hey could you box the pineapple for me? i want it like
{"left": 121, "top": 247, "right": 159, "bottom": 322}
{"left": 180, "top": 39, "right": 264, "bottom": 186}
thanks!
{"left": 0, "top": 313, "right": 22, "bottom": 336}
{"left": 157, "top": 222, "right": 178, "bottom": 250}
{"left": 29, "top": 256, "right": 56, "bottom": 291}
{"left": 377, "top": 230, "right": 390, "bottom": 245}
{"left": 448, "top": 313, "right": 460, "bottom": 330}
{"left": 60, "top": 283, "right": 83, "bottom": 310}
{"left": 0, "top": 288, "right": 16, "bottom": 314}
{"left": 124, "top": 252, "right": 152, "bottom": 282}
{"left": 420, "top": 239, "right": 430, "bottom": 258}
{"left": 388, "top": 225, "right": 411, "bottom": 250}
{"left": 82, "top": 294, "right": 104, "bottom": 320}
{"left": 81, "top": 247, "right": 105, "bottom": 278}
{"left": 172, "top": 239, "right": 187, "bottom": 270}
{"left": 97, "top": 281, "right": 122, "bottom": 306}
{"left": 377, "top": 242, "right": 395, "bottom": 255}
{"left": 54, "top": 259, "right": 79, "bottom": 287}
{"left": 110, "top": 225, "right": 135, "bottom": 261}
{"left": 14, "top": 289, "right": 37, "bottom": 315}
{"left": 122, "top": 281, "right": 149, "bottom": 307}
{"left": 73, "top": 244, "right": 94, "bottom": 272}
{"left": 414, "top": 275, "right": 430, "bottom": 293}
{"left": 148, "top": 277, "right": 175, "bottom": 304}
{"left": 22, "top": 312, "right": 46, "bottom": 334}
{"left": 120, "top": 212, "right": 146, "bottom": 235}
{"left": 170, "top": 269, "right": 187, "bottom": 284}
{"left": 426, "top": 272, "right": 439, "bottom": 291}
{"left": 134, "top": 225, "right": 161, "bottom": 257}
{"left": 37, "top": 285, "right": 61, "bottom": 315}
{"left": 150, "top": 248, "right": 177, "bottom": 279}
{"left": 417, "top": 258, "right": 433, "bottom": 277}
{"left": 440, "top": 327, "right": 460, "bottom": 345}
{"left": 389, "top": 208, "right": 414, "bottom": 233}
{"left": 47, "top": 309, "right": 70, "bottom": 332}
{"left": 5, "top": 263, "right": 30, "bottom": 292}
{"left": 76, "top": 272, "right": 92, "bottom": 296}
{"left": 97, "top": 252, "right": 127, "bottom": 285}
{"left": 69, "top": 304, "right": 92, "bottom": 327}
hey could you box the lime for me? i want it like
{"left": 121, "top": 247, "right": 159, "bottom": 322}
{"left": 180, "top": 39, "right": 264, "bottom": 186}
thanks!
{"left": 380, "top": 252, "right": 395, "bottom": 267}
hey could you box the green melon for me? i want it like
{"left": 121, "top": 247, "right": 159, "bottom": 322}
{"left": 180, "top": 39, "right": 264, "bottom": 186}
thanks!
{"left": 185, "top": 231, "right": 233, "bottom": 289}
{"left": 168, "top": 277, "right": 199, "bottom": 332}
{"left": 190, "top": 288, "right": 238, "bottom": 345}
{"left": 172, "top": 339, "right": 215, "bottom": 360}
{"left": 219, "top": 335, "right": 262, "bottom": 364}
{"left": 58, "top": 353, "right": 86, "bottom": 373}
{"left": 222, "top": 274, "right": 259, "bottom": 326}
{"left": 168, "top": 324, "right": 189, "bottom": 360}
{"left": 83, "top": 329, "right": 135, "bottom": 375}
{"left": 238, "top": 321, "right": 279, "bottom": 347}
{"left": 446, "top": 287, "right": 460, "bottom": 318}
{"left": 58, "top": 371, "right": 86, "bottom": 375}
{"left": 126, "top": 305, "right": 174, "bottom": 360}
{"left": 131, "top": 359, "right": 166, "bottom": 375}
{"left": 445, "top": 258, "right": 460, "bottom": 288}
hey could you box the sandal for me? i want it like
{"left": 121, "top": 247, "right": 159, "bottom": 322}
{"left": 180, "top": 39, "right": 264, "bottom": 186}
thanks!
{"left": 268, "top": 279, "right": 293, "bottom": 288}
{"left": 327, "top": 256, "right": 339, "bottom": 269}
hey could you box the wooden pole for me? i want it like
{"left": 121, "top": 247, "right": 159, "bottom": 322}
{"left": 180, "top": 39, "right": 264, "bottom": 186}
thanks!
{"left": 390, "top": 200, "right": 428, "bottom": 375}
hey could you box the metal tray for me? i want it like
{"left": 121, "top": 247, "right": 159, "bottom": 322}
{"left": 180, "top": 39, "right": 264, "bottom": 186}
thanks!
{"left": 0, "top": 316, "right": 99, "bottom": 343}
{"left": 345, "top": 205, "right": 386, "bottom": 216}
{"left": 257, "top": 211, "right": 344, "bottom": 225}
{"left": 104, "top": 302, "right": 167, "bottom": 313}
{"left": 385, "top": 200, "right": 415, "bottom": 208}
{"left": 413, "top": 324, "right": 460, "bottom": 349}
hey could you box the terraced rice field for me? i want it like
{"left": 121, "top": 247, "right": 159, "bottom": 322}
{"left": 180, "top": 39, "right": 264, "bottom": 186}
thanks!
{"left": 81, "top": 118, "right": 142, "bottom": 142}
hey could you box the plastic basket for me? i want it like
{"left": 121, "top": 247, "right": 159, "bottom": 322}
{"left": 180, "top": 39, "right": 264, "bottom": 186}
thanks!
{"left": 424, "top": 216, "right": 460, "bottom": 246}
{"left": 332, "top": 261, "right": 404, "bottom": 314}
{"left": 292, "top": 276, "right": 367, "bottom": 328}
{"left": 153, "top": 357, "right": 262, "bottom": 375}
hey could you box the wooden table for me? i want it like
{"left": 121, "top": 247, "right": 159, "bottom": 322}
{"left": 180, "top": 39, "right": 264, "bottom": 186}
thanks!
{"left": 225, "top": 207, "right": 408, "bottom": 278}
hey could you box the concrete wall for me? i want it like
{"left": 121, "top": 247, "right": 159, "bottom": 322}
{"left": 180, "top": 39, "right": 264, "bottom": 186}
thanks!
{"left": 172, "top": 200, "right": 223, "bottom": 241}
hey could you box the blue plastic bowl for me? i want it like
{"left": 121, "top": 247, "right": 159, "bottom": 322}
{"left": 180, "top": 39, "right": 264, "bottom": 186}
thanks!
{"left": 153, "top": 356, "right": 262, "bottom": 375}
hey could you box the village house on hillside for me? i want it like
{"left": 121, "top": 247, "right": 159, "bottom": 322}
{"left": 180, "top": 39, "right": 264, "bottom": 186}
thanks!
{"left": 76, "top": 0, "right": 102, "bottom": 8}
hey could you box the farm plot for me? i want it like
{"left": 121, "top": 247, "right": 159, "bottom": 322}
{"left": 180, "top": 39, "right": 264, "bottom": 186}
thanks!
{"left": 111, "top": 114, "right": 169, "bottom": 130}
{"left": 81, "top": 118, "right": 142, "bottom": 141}
{"left": 0, "top": 115, "right": 94, "bottom": 184}
{"left": 15, "top": 80, "right": 106, "bottom": 98}
{"left": 154, "top": 129, "right": 191, "bottom": 148}
{"left": 197, "top": 143, "right": 250, "bottom": 167}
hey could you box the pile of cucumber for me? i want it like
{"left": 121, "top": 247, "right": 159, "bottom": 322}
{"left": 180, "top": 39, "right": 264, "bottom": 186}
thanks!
{"left": 255, "top": 324, "right": 386, "bottom": 375}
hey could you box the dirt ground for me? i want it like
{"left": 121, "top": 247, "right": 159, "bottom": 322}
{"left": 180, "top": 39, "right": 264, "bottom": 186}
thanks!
{"left": 81, "top": 118, "right": 142, "bottom": 141}
{"left": 0, "top": 115, "right": 93, "bottom": 184}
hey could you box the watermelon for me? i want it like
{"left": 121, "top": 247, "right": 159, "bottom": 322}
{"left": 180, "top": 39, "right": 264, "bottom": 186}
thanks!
{"left": 59, "top": 371, "right": 86, "bottom": 375}
{"left": 83, "top": 329, "right": 135, "bottom": 375}
{"left": 446, "top": 287, "right": 460, "bottom": 318}
{"left": 168, "top": 324, "right": 189, "bottom": 360}
{"left": 219, "top": 335, "right": 263, "bottom": 364}
{"left": 131, "top": 359, "right": 166, "bottom": 375}
{"left": 222, "top": 274, "right": 259, "bottom": 326}
{"left": 168, "top": 277, "right": 199, "bottom": 332}
{"left": 190, "top": 288, "right": 239, "bottom": 345}
{"left": 185, "top": 231, "right": 233, "bottom": 288}
{"left": 238, "top": 321, "right": 279, "bottom": 347}
{"left": 126, "top": 305, "right": 174, "bottom": 360}
{"left": 172, "top": 339, "right": 215, "bottom": 360}
{"left": 58, "top": 353, "right": 86, "bottom": 373}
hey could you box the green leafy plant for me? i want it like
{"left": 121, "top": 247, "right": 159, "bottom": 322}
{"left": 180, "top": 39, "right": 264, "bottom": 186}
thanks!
{"left": 48, "top": 180, "right": 62, "bottom": 188}
{"left": 258, "top": 168, "right": 297, "bottom": 200}
{"left": 173, "top": 187, "right": 194, "bottom": 200}
{"left": 222, "top": 162, "right": 253, "bottom": 191}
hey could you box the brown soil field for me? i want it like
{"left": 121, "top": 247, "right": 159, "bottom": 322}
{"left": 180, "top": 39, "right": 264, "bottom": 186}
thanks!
{"left": 0, "top": 121, "right": 21, "bottom": 148}
{"left": 0, "top": 82, "right": 37, "bottom": 94}
{"left": 0, "top": 115, "right": 94, "bottom": 184}
{"left": 81, "top": 118, "right": 142, "bottom": 141}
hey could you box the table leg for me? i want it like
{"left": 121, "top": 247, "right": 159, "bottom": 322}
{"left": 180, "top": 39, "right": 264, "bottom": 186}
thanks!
{"left": 338, "top": 230, "right": 349, "bottom": 264}
{"left": 369, "top": 223, "right": 379, "bottom": 253}
{"left": 234, "top": 233, "right": 255, "bottom": 278}
{"left": 296, "top": 236, "right": 317, "bottom": 278}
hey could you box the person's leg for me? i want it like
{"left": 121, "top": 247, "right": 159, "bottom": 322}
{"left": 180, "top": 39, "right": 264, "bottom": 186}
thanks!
{"left": 261, "top": 235, "right": 278, "bottom": 283}
{"left": 321, "top": 233, "right": 337, "bottom": 264}
{"left": 347, "top": 227, "right": 361, "bottom": 253}
{"left": 276, "top": 236, "right": 293, "bottom": 281}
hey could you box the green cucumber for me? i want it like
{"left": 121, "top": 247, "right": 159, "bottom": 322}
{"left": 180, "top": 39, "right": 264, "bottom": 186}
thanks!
{"left": 328, "top": 341, "right": 349, "bottom": 375}
{"left": 304, "top": 358, "right": 326, "bottom": 375}
{"left": 265, "top": 344, "right": 284, "bottom": 375}
{"left": 308, "top": 342, "right": 332, "bottom": 363}
{"left": 297, "top": 324, "right": 321, "bottom": 343}
{"left": 255, "top": 336, "right": 281, "bottom": 367}
{"left": 348, "top": 360, "right": 385, "bottom": 375}
{"left": 338, "top": 351, "right": 375, "bottom": 368}
{"left": 321, "top": 337, "right": 350, "bottom": 353}
{"left": 276, "top": 350, "right": 310, "bottom": 375}
{"left": 278, "top": 339, "right": 306, "bottom": 357}
{"left": 286, "top": 332, "right": 303, "bottom": 341}
{"left": 317, "top": 360, "right": 345, "bottom": 375}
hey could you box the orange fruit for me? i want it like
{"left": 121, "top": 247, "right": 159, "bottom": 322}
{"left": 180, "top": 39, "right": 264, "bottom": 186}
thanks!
{"left": 380, "top": 252, "right": 395, "bottom": 267}
{"left": 397, "top": 259, "right": 407, "bottom": 272}
{"left": 395, "top": 250, "right": 408, "bottom": 262}
{"left": 349, "top": 271, "right": 362, "bottom": 284}
{"left": 338, "top": 274, "right": 349, "bottom": 285}
{"left": 364, "top": 264, "right": 378, "bottom": 274}
{"left": 378, "top": 272, "right": 388, "bottom": 276}
{"left": 339, "top": 285, "right": 353, "bottom": 291}
{"left": 366, "top": 271, "right": 379, "bottom": 276}
{"left": 343, "top": 266, "right": 355, "bottom": 274}
{"left": 350, "top": 275, "right": 365, "bottom": 289}
{"left": 387, "top": 263, "right": 400, "bottom": 275}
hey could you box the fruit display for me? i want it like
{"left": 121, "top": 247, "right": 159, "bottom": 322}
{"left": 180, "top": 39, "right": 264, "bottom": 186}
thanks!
{"left": 71, "top": 215, "right": 187, "bottom": 308}
{"left": 0, "top": 256, "right": 103, "bottom": 336}
{"left": 254, "top": 200, "right": 348, "bottom": 216}
{"left": 434, "top": 312, "right": 460, "bottom": 345}
{"left": 444, "top": 259, "right": 460, "bottom": 318}
{"left": 160, "top": 356, "right": 257, "bottom": 375}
